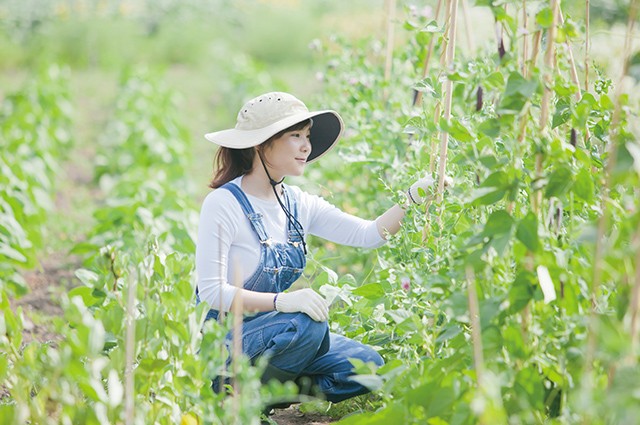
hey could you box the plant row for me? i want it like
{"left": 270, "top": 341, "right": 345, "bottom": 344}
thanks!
{"left": 0, "top": 66, "right": 72, "bottom": 295}
{"left": 1, "top": 70, "right": 269, "bottom": 424}
{"left": 298, "top": 3, "right": 640, "bottom": 424}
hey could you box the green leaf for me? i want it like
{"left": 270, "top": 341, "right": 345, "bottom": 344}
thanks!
{"left": 68, "top": 286, "right": 102, "bottom": 307}
{"left": 551, "top": 100, "right": 571, "bottom": 128}
{"left": 350, "top": 374, "right": 383, "bottom": 391}
{"left": 0, "top": 243, "right": 27, "bottom": 263}
{"left": 498, "top": 72, "right": 538, "bottom": 115}
{"left": 536, "top": 7, "right": 553, "bottom": 28}
{"left": 352, "top": 283, "right": 385, "bottom": 299}
{"left": 508, "top": 272, "right": 535, "bottom": 315}
{"left": 545, "top": 166, "right": 574, "bottom": 198}
{"left": 420, "top": 20, "right": 443, "bottom": 33}
{"left": 516, "top": 213, "right": 539, "bottom": 252}
{"left": 75, "top": 268, "right": 100, "bottom": 286}
{"left": 483, "top": 210, "right": 514, "bottom": 237}
{"left": 469, "top": 187, "right": 506, "bottom": 205}
{"left": 482, "top": 325, "right": 503, "bottom": 357}
{"left": 436, "top": 324, "right": 462, "bottom": 343}
{"left": 514, "top": 367, "right": 546, "bottom": 410}
{"left": 386, "top": 308, "right": 412, "bottom": 324}
{"left": 440, "top": 117, "right": 475, "bottom": 142}
{"left": 485, "top": 71, "right": 505, "bottom": 89}
{"left": 478, "top": 118, "right": 501, "bottom": 138}
{"left": 573, "top": 168, "right": 594, "bottom": 201}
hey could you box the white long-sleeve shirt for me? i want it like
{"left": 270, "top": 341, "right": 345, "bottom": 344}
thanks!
{"left": 195, "top": 175, "right": 386, "bottom": 312}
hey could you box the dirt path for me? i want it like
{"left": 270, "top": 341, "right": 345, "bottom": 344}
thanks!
{"left": 268, "top": 405, "right": 337, "bottom": 424}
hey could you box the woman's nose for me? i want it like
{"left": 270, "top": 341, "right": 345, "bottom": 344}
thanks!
{"left": 302, "top": 139, "right": 311, "bottom": 153}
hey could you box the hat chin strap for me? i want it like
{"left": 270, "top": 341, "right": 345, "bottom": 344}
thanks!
{"left": 258, "top": 153, "right": 285, "bottom": 187}
{"left": 257, "top": 153, "right": 307, "bottom": 255}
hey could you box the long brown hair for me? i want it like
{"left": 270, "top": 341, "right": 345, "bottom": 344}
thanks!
{"left": 209, "top": 119, "right": 311, "bottom": 188}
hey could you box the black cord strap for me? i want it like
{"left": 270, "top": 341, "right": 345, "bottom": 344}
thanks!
{"left": 258, "top": 154, "right": 308, "bottom": 255}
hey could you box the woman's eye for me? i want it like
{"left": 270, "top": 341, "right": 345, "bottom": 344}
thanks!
{"left": 291, "top": 133, "right": 300, "bottom": 138}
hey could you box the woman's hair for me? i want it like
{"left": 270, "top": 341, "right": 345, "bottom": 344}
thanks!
{"left": 209, "top": 119, "right": 311, "bottom": 188}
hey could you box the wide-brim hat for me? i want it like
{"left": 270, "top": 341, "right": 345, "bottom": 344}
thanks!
{"left": 205, "top": 92, "right": 344, "bottom": 163}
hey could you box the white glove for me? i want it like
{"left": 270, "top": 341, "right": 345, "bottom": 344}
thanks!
{"left": 275, "top": 288, "right": 329, "bottom": 322}
{"left": 407, "top": 175, "right": 436, "bottom": 204}
{"left": 406, "top": 175, "right": 453, "bottom": 205}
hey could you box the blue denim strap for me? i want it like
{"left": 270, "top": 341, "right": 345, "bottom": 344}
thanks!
{"left": 281, "top": 184, "right": 305, "bottom": 244}
{"left": 221, "top": 182, "right": 270, "bottom": 243}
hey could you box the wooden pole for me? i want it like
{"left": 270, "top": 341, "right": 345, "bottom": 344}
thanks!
{"left": 585, "top": 0, "right": 590, "bottom": 92}
{"left": 466, "top": 267, "right": 485, "bottom": 385}
{"left": 461, "top": 0, "right": 474, "bottom": 53}
{"left": 436, "top": 0, "right": 459, "bottom": 207}
{"left": 231, "top": 261, "right": 243, "bottom": 421}
{"left": 429, "top": 0, "right": 451, "bottom": 175}
{"left": 218, "top": 224, "right": 227, "bottom": 397}
{"left": 521, "top": 0, "right": 529, "bottom": 76}
{"left": 629, "top": 227, "right": 640, "bottom": 360}
{"left": 558, "top": 9, "right": 581, "bottom": 102}
{"left": 383, "top": 0, "right": 397, "bottom": 101}
{"left": 528, "top": 29, "right": 542, "bottom": 79}
{"left": 124, "top": 270, "right": 137, "bottom": 424}
{"left": 534, "top": 0, "right": 558, "bottom": 214}
{"left": 539, "top": 0, "right": 558, "bottom": 133}
{"left": 414, "top": 0, "right": 443, "bottom": 107}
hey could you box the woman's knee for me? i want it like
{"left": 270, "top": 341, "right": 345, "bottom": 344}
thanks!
{"left": 268, "top": 312, "right": 328, "bottom": 357}
{"left": 368, "top": 349, "right": 384, "bottom": 368}
{"left": 291, "top": 312, "right": 329, "bottom": 346}
{"left": 353, "top": 343, "right": 384, "bottom": 368}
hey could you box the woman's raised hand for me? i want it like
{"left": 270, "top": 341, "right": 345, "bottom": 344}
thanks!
{"left": 275, "top": 288, "right": 329, "bottom": 322}
{"left": 406, "top": 175, "right": 452, "bottom": 205}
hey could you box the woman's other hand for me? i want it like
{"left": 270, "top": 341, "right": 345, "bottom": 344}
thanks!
{"left": 275, "top": 288, "right": 329, "bottom": 322}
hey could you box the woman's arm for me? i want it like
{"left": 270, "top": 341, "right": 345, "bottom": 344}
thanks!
{"left": 233, "top": 288, "right": 328, "bottom": 322}
{"left": 234, "top": 289, "right": 277, "bottom": 312}
{"left": 375, "top": 204, "right": 406, "bottom": 238}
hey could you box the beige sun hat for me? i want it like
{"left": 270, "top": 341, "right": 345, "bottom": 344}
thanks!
{"left": 205, "top": 92, "right": 344, "bottom": 163}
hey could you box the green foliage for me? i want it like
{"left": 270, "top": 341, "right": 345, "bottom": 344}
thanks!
{"left": 299, "top": 3, "right": 640, "bottom": 424}
{"left": 0, "top": 70, "right": 271, "bottom": 424}
{"left": 0, "top": 65, "right": 72, "bottom": 295}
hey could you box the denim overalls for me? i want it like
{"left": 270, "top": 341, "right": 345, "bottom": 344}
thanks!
{"left": 200, "top": 181, "right": 384, "bottom": 403}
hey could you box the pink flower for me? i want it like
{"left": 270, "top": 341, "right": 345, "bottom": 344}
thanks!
{"left": 401, "top": 277, "right": 411, "bottom": 292}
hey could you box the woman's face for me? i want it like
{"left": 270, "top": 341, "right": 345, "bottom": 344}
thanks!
{"left": 262, "top": 124, "right": 312, "bottom": 179}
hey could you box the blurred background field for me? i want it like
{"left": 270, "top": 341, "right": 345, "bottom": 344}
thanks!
{"left": 1, "top": 0, "right": 635, "bottom": 203}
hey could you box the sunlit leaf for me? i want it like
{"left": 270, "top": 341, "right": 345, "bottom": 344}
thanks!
{"left": 516, "top": 212, "right": 539, "bottom": 252}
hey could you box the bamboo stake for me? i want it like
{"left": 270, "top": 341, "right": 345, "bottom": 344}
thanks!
{"left": 218, "top": 224, "right": 227, "bottom": 397}
{"left": 629, "top": 227, "right": 640, "bottom": 360}
{"left": 436, "top": 0, "right": 459, "bottom": 208}
{"left": 528, "top": 29, "right": 543, "bottom": 79}
{"left": 534, "top": 0, "right": 558, "bottom": 214}
{"left": 414, "top": 0, "right": 443, "bottom": 107}
{"left": 557, "top": 9, "right": 581, "bottom": 102}
{"left": 231, "top": 260, "right": 243, "bottom": 422}
{"left": 124, "top": 271, "right": 137, "bottom": 424}
{"left": 461, "top": 0, "right": 474, "bottom": 53}
{"left": 586, "top": 0, "right": 639, "bottom": 376}
{"left": 466, "top": 267, "right": 485, "bottom": 385}
{"left": 585, "top": 0, "right": 590, "bottom": 92}
{"left": 429, "top": 0, "right": 451, "bottom": 175}
{"left": 218, "top": 224, "right": 226, "bottom": 324}
{"left": 521, "top": 0, "right": 529, "bottom": 76}
{"left": 383, "top": 0, "right": 397, "bottom": 101}
{"left": 539, "top": 0, "right": 558, "bottom": 133}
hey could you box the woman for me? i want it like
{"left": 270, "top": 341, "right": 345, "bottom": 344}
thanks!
{"left": 195, "top": 92, "right": 433, "bottom": 404}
